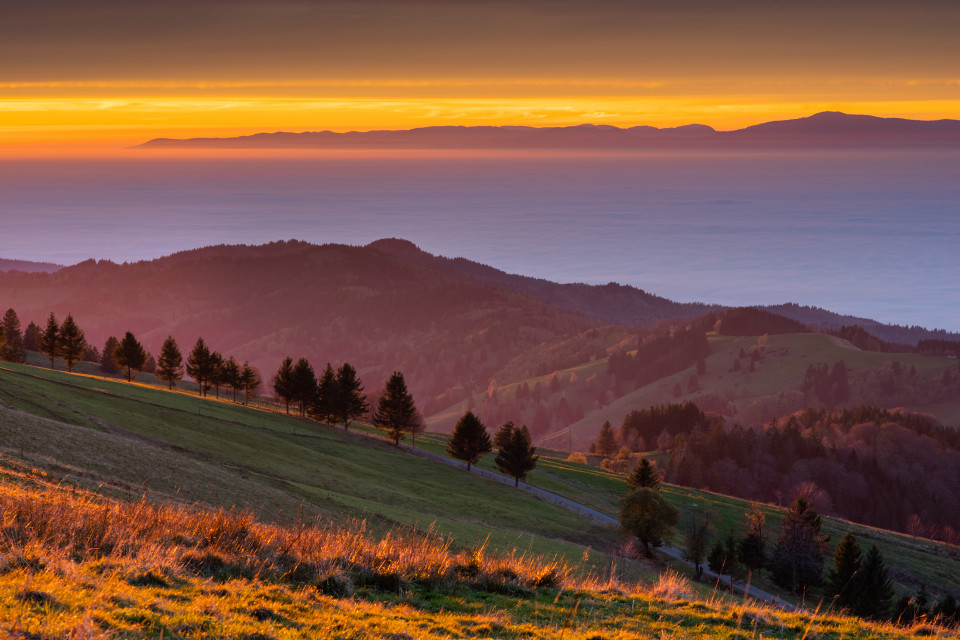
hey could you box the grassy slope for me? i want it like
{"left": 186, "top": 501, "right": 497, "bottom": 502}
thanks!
{"left": 3, "top": 362, "right": 958, "bottom": 610}
{"left": 1, "top": 476, "right": 935, "bottom": 640}
{"left": 527, "top": 332, "right": 960, "bottom": 449}
{"left": 0, "top": 362, "right": 618, "bottom": 576}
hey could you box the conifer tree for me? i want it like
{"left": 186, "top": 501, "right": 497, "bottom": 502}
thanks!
{"left": 447, "top": 411, "right": 492, "bottom": 471}
{"left": 494, "top": 421, "right": 514, "bottom": 450}
{"left": 855, "top": 544, "right": 894, "bottom": 620}
{"left": 494, "top": 423, "right": 538, "bottom": 487}
{"left": 101, "top": 336, "right": 119, "bottom": 374}
{"left": 335, "top": 362, "right": 368, "bottom": 429}
{"left": 594, "top": 420, "right": 618, "bottom": 457}
{"left": 156, "top": 336, "right": 184, "bottom": 389}
{"left": 828, "top": 532, "right": 862, "bottom": 611}
{"left": 628, "top": 456, "right": 660, "bottom": 491}
{"left": 23, "top": 321, "right": 39, "bottom": 352}
{"left": 186, "top": 338, "right": 214, "bottom": 396}
{"left": 372, "top": 371, "right": 420, "bottom": 444}
{"left": 681, "top": 508, "right": 715, "bottom": 578}
{"left": 39, "top": 312, "right": 59, "bottom": 368}
{"left": 771, "top": 496, "right": 828, "bottom": 594}
{"left": 209, "top": 351, "right": 225, "bottom": 399}
{"left": 289, "top": 357, "right": 317, "bottom": 417}
{"left": 273, "top": 356, "right": 293, "bottom": 413}
{"left": 113, "top": 331, "right": 146, "bottom": 381}
{"left": 221, "top": 356, "right": 241, "bottom": 402}
{"left": 239, "top": 362, "right": 261, "bottom": 404}
{"left": 0, "top": 308, "right": 27, "bottom": 364}
{"left": 315, "top": 363, "right": 339, "bottom": 423}
{"left": 57, "top": 314, "right": 86, "bottom": 372}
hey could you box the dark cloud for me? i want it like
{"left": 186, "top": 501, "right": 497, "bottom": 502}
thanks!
{"left": 2, "top": 1, "right": 957, "bottom": 82}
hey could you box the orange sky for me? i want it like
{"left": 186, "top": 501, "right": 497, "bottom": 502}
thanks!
{"left": 3, "top": 0, "right": 958, "bottom": 154}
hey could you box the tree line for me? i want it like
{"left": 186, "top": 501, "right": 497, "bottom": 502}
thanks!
{"left": 446, "top": 410, "right": 539, "bottom": 486}
{"left": 618, "top": 458, "right": 956, "bottom": 626}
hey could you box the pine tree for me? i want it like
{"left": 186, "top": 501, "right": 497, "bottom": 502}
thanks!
{"left": 854, "top": 544, "right": 894, "bottom": 620}
{"left": 156, "top": 336, "right": 184, "bottom": 389}
{"left": 494, "top": 423, "right": 538, "bottom": 487}
{"left": 372, "top": 371, "right": 420, "bottom": 444}
{"left": 828, "top": 532, "right": 862, "bottom": 611}
{"left": 113, "top": 331, "right": 146, "bottom": 381}
{"left": 314, "top": 363, "right": 339, "bottom": 423}
{"left": 628, "top": 456, "right": 660, "bottom": 491}
{"left": 209, "top": 352, "right": 225, "bottom": 399}
{"left": 335, "top": 362, "right": 367, "bottom": 429}
{"left": 23, "top": 321, "right": 39, "bottom": 352}
{"left": 0, "top": 308, "right": 27, "bottom": 363}
{"left": 494, "top": 421, "right": 514, "bottom": 451}
{"left": 221, "top": 356, "right": 241, "bottom": 402}
{"left": 39, "top": 312, "right": 59, "bottom": 368}
{"left": 239, "top": 362, "right": 261, "bottom": 404}
{"left": 273, "top": 357, "right": 293, "bottom": 413}
{"left": 101, "top": 336, "right": 119, "bottom": 374}
{"left": 289, "top": 357, "right": 317, "bottom": 417}
{"left": 447, "top": 411, "right": 492, "bottom": 471}
{"left": 57, "top": 314, "right": 86, "bottom": 372}
{"left": 594, "top": 420, "right": 618, "bottom": 457}
{"left": 186, "top": 338, "right": 214, "bottom": 396}
{"left": 771, "top": 496, "right": 829, "bottom": 594}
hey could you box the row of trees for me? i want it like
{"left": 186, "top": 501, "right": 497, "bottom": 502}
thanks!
{"left": 272, "top": 357, "right": 369, "bottom": 427}
{"left": 446, "top": 411, "right": 539, "bottom": 486}
{"left": 0, "top": 308, "right": 88, "bottom": 372}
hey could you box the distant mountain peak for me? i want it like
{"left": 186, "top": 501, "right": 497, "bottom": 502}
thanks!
{"left": 137, "top": 113, "right": 960, "bottom": 149}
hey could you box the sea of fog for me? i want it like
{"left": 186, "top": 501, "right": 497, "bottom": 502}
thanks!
{"left": 1, "top": 150, "right": 957, "bottom": 331}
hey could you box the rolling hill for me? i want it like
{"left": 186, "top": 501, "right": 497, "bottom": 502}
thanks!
{"left": 0, "top": 362, "right": 958, "bottom": 637}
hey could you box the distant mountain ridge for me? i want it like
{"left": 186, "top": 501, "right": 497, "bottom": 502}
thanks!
{"left": 139, "top": 112, "right": 960, "bottom": 149}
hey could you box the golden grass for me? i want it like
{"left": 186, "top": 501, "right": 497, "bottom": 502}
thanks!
{"left": 1, "top": 475, "right": 954, "bottom": 639}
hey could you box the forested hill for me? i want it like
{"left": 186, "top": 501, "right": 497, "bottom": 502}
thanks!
{"left": 0, "top": 240, "right": 659, "bottom": 413}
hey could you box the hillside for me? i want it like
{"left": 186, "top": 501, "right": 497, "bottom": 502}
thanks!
{"left": 4, "top": 476, "right": 943, "bottom": 639}
{"left": 0, "top": 258, "right": 61, "bottom": 273}
{"left": 139, "top": 112, "right": 960, "bottom": 149}
{"left": 2, "top": 363, "right": 959, "bottom": 607}
{"left": 0, "top": 239, "right": 706, "bottom": 416}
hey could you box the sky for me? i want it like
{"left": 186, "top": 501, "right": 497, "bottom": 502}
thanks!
{"left": 2, "top": 0, "right": 959, "bottom": 152}
{"left": 1, "top": 0, "right": 958, "bottom": 330}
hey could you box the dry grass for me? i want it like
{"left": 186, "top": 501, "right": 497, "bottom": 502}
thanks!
{"left": 0, "top": 476, "right": 953, "bottom": 639}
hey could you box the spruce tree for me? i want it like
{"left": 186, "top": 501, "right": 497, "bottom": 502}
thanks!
{"left": 494, "top": 423, "right": 538, "bottom": 487}
{"left": 39, "top": 312, "right": 59, "bottom": 368}
{"left": 239, "top": 362, "right": 261, "bottom": 404}
{"left": 494, "top": 421, "right": 514, "bottom": 451}
{"left": 855, "top": 544, "right": 894, "bottom": 620}
{"left": 273, "top": 357, "right": 293, "bottom": 413}
{"left": 23, "top": 321, "right": 39, "bottom": 352}
{"left": 594, "top": 420, "right": 618, "bottom": 457}
{"left": 101, "top": 336, "right": 119, "bottom": 374}
{"left": 113, "top": 331, "right": 146, "bottom": 381}
{"left": 681, "top": 508, "right": 715, "bottom": 578}
{"left": 156, "top": 336, "right": 184, "bottom": 389}
{"left": 0, "top": 308, "right": 27, "bottom": 363}
{"left": 57, "top": 314, "right": 86, "bottom": 372}
{"left": 372, "top": 371, "right": 420, "bottom": 444}
{"left": 447, "top": 411, "right": 492, "bottom": 471}
{"left": 209, "top": 351, "right": 225, "bottom": 399}
{"left": 315, "top": 363, "right": 339, "bottom": 423}
{"left": 771, "top": 496, "right": 829, "bottom": 594}
{"left": 828, "top": 532, "right": 862, "bottom": 611}
{"left": 628, "top": 456, "right": 660, "bottom": 491}
{"left": 288, "top": 357, "right": 317, "bottom": 417}
{"left": 335, "top": 362, "right": 368, "bottom": 429}
{"left": 186, "top": 338, "right": 214, "bottom": 396}
{"left": 222, "top": 356, "right": 241, "bottom": 402}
